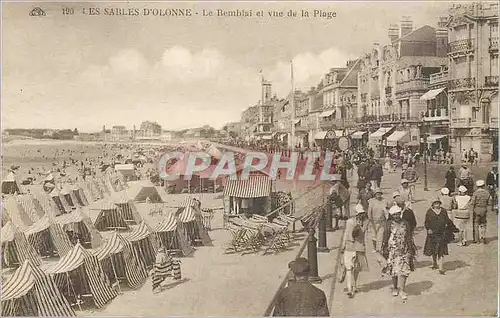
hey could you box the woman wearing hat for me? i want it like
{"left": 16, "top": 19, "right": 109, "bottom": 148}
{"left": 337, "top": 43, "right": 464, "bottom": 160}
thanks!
{"left": 451, "top": 186, "right": 471, "bottom": 246}
{"left": 379, "top": 205, "right": 415, "bottom": 300}
{"left": 423, "top": 197, "right": 459, "bottom": 274}
{"left": 397, "top": 179, "right": 412, "bottom": 205}
{"left": 340, "top": 204, "right": 369, "bottom": 298}
{"left": 367, "top": 188, "right": 391, "bottom": 250}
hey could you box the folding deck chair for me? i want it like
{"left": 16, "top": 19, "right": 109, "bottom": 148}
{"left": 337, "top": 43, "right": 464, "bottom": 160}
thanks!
{"left": 224, "top": 223, "right": 247, "bottom": 254}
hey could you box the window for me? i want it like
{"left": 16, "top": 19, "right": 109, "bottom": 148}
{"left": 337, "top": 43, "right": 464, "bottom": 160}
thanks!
{"left": 491, "top": 23, "right": 499, "bottom": 37}
{"left": 491, "top": 55, "right": 499, "bottom": 76}
{"left": 472, "top": 107, "right": 478, "bottom": 120}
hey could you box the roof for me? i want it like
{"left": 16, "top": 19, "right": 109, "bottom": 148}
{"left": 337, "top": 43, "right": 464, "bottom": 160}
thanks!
{"left": 24, "top": 216, "right": 51, "bottom": 236}
{"left": 397, "top": 25, "right": 436, "bottom": 43}
{"left": 339, "top": 59, "right": 361, "bottom": 87}
{"left": 1, "top": 260, "right": 40, "bottom": 300}
{"left": 154, "top": 213, "right": 178, "bottom": 232}
{"left": 223, "top": 175, "right": 272, "bottom": 198}
{"left": 94, "top": 232, "right": 126, "bottom": 261}
{"left": 127, "top": 221, "right": 155, "bottom": 242}
{"left": 48, "top": 243, "right": 90, "bottom": 274}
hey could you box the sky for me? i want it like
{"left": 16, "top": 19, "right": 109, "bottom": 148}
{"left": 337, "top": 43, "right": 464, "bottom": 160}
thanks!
{"left": 2, "top": 1, "right": 453, "bottom": 132}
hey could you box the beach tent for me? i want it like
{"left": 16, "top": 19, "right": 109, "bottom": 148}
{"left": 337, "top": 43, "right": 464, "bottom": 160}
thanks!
{"left": 17, "top": 194, "right": 45, "bottom": 222}
{"left": 178, "top": 197, "right": 212, "bottom": 246}
{"left": 93, "top": 202, "right": 130, "bottom": 231}
{"left": 72, "top": 185, "right": 89, "bottom": 206}
{"left": 2, "top": 204, "right": 12, "bottom": 226}
{"left": 55, "top": 209, "right": 103, "bottom": 249}
{"left": 93, "top": 232, "right": 148, "bottom": 289}
{"left": 2, "top": 172, "right": 23, "bottom": 195}
{"left": 99, "top": 177, "right": 113, "bottom": 196}
{"left": 1, "top": 259, "right": 75, "bottom": 317}
{"left": 126, "top": 221, "right": 159, "bottom": 269}
{"left": 50, "top": 188, "right": 71, "bottom": 215}
{"left": 1, "top": 221, "right": 41, "bottom": 268}
{"left": 81, "top": 180, "right": 98, "bottom": 202}
{"left": 47, "top": 243, "right": 118, "bottom": 309}
{"left": 154, "top": 211, "right": 194, "bottom": 257}
{"left": 114, "top": 196, "right": 142, "bottom": 224}
{"left": 61, "top": 185, "right": 79, "bottom": 209}
{"left": 24, "top": 216, "right": 73, "bottom": 258}
{"left": 90, "top": 178, "right": 105, "bottom": 200}
{"left": 2, "top": 197, "right": 34, "bottom": 231}
{"left": 134, "top": 186, "right": 163, "bottom": 203}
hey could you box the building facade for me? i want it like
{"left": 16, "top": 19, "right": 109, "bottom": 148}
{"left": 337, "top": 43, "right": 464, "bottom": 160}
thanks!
{"left": 447, "top": 2, "right": 499, "bottom": 162}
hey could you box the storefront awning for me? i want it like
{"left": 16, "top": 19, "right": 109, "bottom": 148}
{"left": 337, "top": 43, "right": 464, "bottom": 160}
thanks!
{"left": 427, "top": 134, "right": 447, "bottom": 143}
{"left": 314, "top": 131, "right": 328, "bottom": 140}
{"left": 351, "top": 131, "right": 368, "bottom": 139}
{"left": 420, "top": 88, "right": 445, "bottom": 101}
{"left": 261, "top": 135, "right": 272, "bottom": 140}
{"left": 370, "top": 127, "right": 393, "bottom": 140}
{"left": 223, "top": 176, "right": 272, "bottom": 198}
{"left": 294, "top": 119, "right": 301, "bottom": 125}
{"left": 319, "top": 110, "right": 335, "bottom": 118}
{"left": 386, "top": 130, "right": 410, "bottom": 147}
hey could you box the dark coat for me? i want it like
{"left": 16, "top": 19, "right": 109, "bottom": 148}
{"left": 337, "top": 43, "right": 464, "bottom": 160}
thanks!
{"left": 445, "top": 170, "right": 456, "bottom": 193}
{"left": 486, "top": 171, "right": 498, "bottom": 188}
{"left": 423, "top": 208, "right": 458, "bottom": 257}
{"left": 402, "top": 208, "right": 417, "bottom": 234}
{"left": 273, "top": 281, "right": 329, "bottom": 317}
{"left": 369, "top": 164, "right": 383, "bottom": 181}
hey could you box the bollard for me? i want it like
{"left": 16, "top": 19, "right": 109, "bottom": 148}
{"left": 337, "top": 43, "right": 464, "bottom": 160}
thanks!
{"left": 325, "top": 200, "right": 334, "bottom": 232}
{"left": 307, "top": 229, "right": 322, "bottom": 284}
{"left": 317, "top": 209, "right": 329, "bottom": 253}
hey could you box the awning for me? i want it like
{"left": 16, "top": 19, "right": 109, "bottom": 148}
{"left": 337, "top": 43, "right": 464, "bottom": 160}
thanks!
{"left": 351, "top": 131, "right": 368, "bottom": 139}
{"left": 427, "top": 134, "right": 447, "bottom": 143}
{"left": 370, "top": 127, "right": 393, "bottom": 140}
{"left": 319, "top": 110, "right": 335, "bottom": 118}
{"left": 386, "top": 130, "right": 410, "bottom": 147}
{"left": 223, "top": 175, "right": 272, "bottom": 198}
{"left": 262, "top": 135, "right": 272, "bottom": 140}
{"left": 294, "top": 119, "right": 301, "bottom": 125}
{"left": 334, "top": 130, "right": 344, "bottom": 138}
{"left": 1, "top": 260, "right": 37, "bottom": 300}
{"left": 127, "top": 221, "right": 154, "bottom": 242}
{"left": 314, "top": 131, "right": 328, "bottom": 140}
{"left": 420, "top": 88, "right": 445, "bottom": 100}
{"left": 94, "top": 232, "right": 125, "bottom": 261}
{"left": 154, "top": 213, "right": 178, "bottom": 233}
{"left": 48, "top": 243, "right": 86, "bottom": 274}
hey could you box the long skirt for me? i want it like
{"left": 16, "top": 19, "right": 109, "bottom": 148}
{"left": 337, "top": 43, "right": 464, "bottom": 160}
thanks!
{"left": 423, "top": 233, "right": 449, "bottom": 258}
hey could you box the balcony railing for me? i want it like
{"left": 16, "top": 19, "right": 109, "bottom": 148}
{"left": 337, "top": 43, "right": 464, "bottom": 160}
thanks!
{"left": 396, "top": 78, "right": 430, "bottom": 92}
{"left": 449, "top": 77, "right": 475, "bottom": 90}
{"left": 385, "top": 87, "right": 392, "bottom": 95}
{"left": 423, "top": 108, "right": 449, "bottom": 121}
{"left": 485, "top": 76, "right": 499, "bottom": 87}
{"left": 451, "top": 117, "right": 472, "bottom": 127}
{"left": 355, "top": 114, "right": 421, "bottom": 123}
{"left": 490, "top": 37, "right": 499, "bottom": 51}
{"left": 430, "top": 71, "right": 449, "bottom": 86}
{"left": 448, "top": 39, "right": 473, "bottom": 54}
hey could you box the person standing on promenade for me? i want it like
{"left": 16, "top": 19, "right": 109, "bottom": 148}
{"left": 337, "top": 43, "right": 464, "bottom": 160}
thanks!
{"left": 458, "top": 164, "right": 474, "bottom": 196}
{"left": 485, "top": 166, "right": 498, "bottom": 212}
{"left": 402, "top": 164, "right": 418, "bottom": 202}
{"left": 439, "top": 188, "right": 453, "bottom": 218}
{"left": 341, "top": 204, "right": 369, "bottom": 298}
{"left": 329, "top": 174, "right": 351, "bottom": 230}
{"left": 369, "top": 160, "right": 384, "bottom": 190}
{"left": 367, "top": 187, "right": 390, "bottom": 250}
{"left": 357, "top": 182, "right": 374, "bottom": 213}
{"left": 423, "top": 197, "right": 459, "bottom": 275}
{"left": 444, "top": 166, "right": 457, "bottom": 194}
{"left": 469, "top": 180, "right": 492, "bottom": 244}
{"left": 379, "top": 205, "right": 415, "bottom": 300}
{"left": 273, "top": 258, "right": 329, "bottom": 317}
{"left": 397, "top": 179, "right": 412, "bottom": 206}
{"left": 451, "top": 185, "right": 471, "bottom": 246}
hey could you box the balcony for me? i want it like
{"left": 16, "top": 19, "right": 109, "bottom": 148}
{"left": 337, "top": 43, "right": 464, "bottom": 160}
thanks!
{"left": 320, "top": 118, "right": 343, "bottom": 129}
{"left": 485, "top": 76, "right": 499, "bottom": 87}
{"left": 448, "top": 39, "right": 474, "bottom": 54}
{"left": 490, "top": 37, "right": 499, "bottom": 52}
{"left": 449, "top": 77, "right": 475, "bottom": 90}
{"left": 385, "top": 87, "right": 392, "bottom": 95}
{"left": 423, "top": 108, "right": 449, "bottom": 122}
{"left": 430, "top": 71, "right": 448, "bottom": 86}
{"left": 396, "top": 78, "right": 430, "bottom": 93}
{"left": 451, "top": 117, "right": 472, "bottom": 128}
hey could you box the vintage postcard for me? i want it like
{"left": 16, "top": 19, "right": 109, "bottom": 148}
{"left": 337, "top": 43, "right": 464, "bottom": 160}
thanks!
{"left": 1, "top": 1, "right": 498, "bottom": 316}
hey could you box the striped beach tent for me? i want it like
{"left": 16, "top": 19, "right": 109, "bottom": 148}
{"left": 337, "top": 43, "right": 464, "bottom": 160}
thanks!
{"left": 47, "top": 243, "right": 118, "bottom": 309}
{"left": 55, "top": 209, "right": 103, "bottom": 249}
{"left": 178, "top": 197, "right": 213, "bottom": 247}
{"left": 50, "top": 188, "right": 71, "bottom": 215}
{"left": 71, "top": 185, "right": 89, "bottom": 206}
{"left": 126, "top": 221, "right": 159, "bottom": 269}
{"left": 80, "top": 180, "right": 97, "bottom": 203}
{"left": 154, "top": 212, "right": 194, "bottom": 257}
{"left": 61, "top": 185, "right": 79, "bottom": 209}
{"left": 114, "top": 196, "right": 142, "bottom": 224}
{"left": 17, "top": 194, "right": 45, "bottom": 222}
{"left": 99, "top": 177, "right": 113, "bottom": 196}
{"left": 2, "top": 204, "right": 12, "bottom": 226}
{"left": 3, "top": 197, "right": 34, "bottom": 230}
{"left": 93, "top": 202, "right": 129, "bottom": 231}
{"left": 2, "top": 171, "right": 23, "bottom": 195}
{"left": 1, "top": 259, "right": 75, "bottom": 316}
{"left": 24, "top": 216, "right": 73, "bottom": 258}
{"left": 93, "top": 232, "right": 148, "bottom": 289}
{"left": 90, "top": 178, "right": 105, "bottom": 199}
{"left": 134, "top": 186, "right": 163, "bottom": 203}
{"left": 1, "top": 221, "right": 41, "bottom": 268}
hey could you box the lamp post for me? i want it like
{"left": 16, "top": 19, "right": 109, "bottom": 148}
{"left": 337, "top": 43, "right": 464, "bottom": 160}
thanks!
{"left": 423, "top": 121, "right": 429, "bottom": 191}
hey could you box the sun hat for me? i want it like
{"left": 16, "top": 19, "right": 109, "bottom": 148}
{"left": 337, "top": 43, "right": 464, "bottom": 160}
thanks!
{"left": 392, "top": 191, "right": 401, "bottom": 198}
{"left": 440, "top": 188, "right": 450, "bottom": 195}
{"left": 401, "top": 179, "right": 409, "bottom": 184}
{"left": 432, "top": 197, "right": 442, "bottom": 204}
{"left": 373, "top": 187, "right": 383, "bottom": 194}
{"left": 388, "top": 205, "right": 402, "bottom": 215}
{"left": 476, "top": 180, "right": 485, "bottom": 187}
{"left": 458, "top": 185, "right": 467, "bottom": 193}
{"left": 355, "top": 204, "right": 366, "bottom": 215}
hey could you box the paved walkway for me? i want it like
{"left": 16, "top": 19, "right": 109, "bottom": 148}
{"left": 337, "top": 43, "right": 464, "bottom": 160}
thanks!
{"left": 322, "top": 166, "right": 498, "bottom": 316}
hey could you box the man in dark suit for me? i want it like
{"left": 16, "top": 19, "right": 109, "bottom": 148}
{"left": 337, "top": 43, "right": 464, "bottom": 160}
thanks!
{"left": 273, "top": 258, "right": 329, "bottom": 317}
{"left": 485, "top": 166, "right": 498, "bottom": 212}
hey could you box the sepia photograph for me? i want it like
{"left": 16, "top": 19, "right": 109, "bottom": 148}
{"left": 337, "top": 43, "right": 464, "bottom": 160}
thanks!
{"left": 1, "top": 1, "right": 498, "bottom": 316}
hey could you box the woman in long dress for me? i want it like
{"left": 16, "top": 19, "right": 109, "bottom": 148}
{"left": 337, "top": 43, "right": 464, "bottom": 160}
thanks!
{"left": 379, "top": 205, "right": 415, "bottom": 300}
{"left": 423, "top": 197, "right": 458, "bottom": 275}
{"left": 444, "top": 166, "right": 456, "bottom": 194}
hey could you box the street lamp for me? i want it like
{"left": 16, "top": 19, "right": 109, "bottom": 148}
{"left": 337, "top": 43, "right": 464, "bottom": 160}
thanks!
{"left": 422, "top": 120, "right": 429, "bottom": 191}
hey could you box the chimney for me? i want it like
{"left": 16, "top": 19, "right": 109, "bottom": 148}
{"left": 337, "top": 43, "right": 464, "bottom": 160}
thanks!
{"left": 436, "top": 16, "right": 448, "bottom": 57}
{"left": 388, "top": 24, "right": 399, "bottom": 43}
{"left": 400, "top": 16, "right": 413, "bottom": 38}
